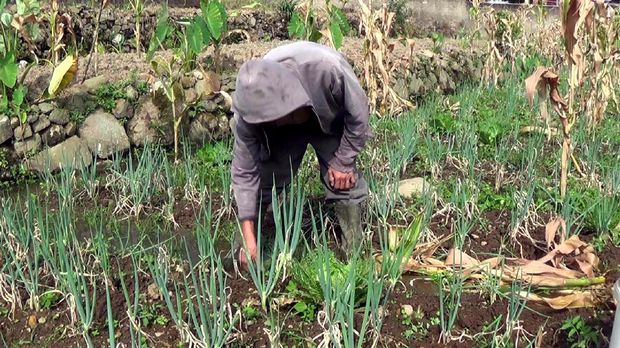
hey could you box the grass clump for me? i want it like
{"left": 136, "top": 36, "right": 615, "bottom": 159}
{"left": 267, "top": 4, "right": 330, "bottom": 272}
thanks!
{"left": 286, "top": 248, "right": 374, "bottom": 310}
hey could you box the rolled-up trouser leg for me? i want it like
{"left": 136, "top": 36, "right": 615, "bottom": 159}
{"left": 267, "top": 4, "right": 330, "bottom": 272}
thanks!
{"left": 309, "top": 130, "right": 368, "bottom": 256}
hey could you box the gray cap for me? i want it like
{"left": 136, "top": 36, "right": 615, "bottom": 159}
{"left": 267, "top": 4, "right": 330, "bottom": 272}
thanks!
{"left": 232, "top": 59, "right": 311, "bottom": 124}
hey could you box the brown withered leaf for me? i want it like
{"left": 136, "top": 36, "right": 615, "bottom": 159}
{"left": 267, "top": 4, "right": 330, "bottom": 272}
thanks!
{"left": 545, "top": 216, "right": 566, "bottom": 249}
{"left": 525, "top": 67, "right": 567, "bottom": 118}
{"left": 445, "top": 248, "right": 479, "bottom": 268}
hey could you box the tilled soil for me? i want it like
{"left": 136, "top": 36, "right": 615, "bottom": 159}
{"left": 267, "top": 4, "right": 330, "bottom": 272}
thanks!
{"left": 1, "top": 188, "right": 617, "bottom": 347}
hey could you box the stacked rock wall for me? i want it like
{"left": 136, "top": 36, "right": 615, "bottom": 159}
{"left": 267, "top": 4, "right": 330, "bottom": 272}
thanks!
{"left": 2, "top": 43, "right": 484, "bottom": 180}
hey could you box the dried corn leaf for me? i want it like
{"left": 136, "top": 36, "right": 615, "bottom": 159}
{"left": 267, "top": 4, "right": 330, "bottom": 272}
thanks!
{"left": 525, "top": 67, "right": 567, "bottom": 118}
{"left": 445, "top": 248, "right": 479, "bottom": 268}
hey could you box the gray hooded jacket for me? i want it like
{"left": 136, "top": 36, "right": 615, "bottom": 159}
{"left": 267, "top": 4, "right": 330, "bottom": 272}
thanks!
{"left": 231, "top": 41, "right": 370, "bottom": 221}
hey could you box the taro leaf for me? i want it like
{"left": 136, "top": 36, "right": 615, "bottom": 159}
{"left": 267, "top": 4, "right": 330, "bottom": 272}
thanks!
{"left": 12, "top": 84, "right": 25, "bottom": 108}
{"left": 0, "top": 52, "right": 17, "bottom": 88}
{"left": 186, "top": 18, "right": 204, "bottom": 55}
{"left": 16, "top": 0, "right": 40, "bottom": 16}
{"left": 0, "top": 12, "right": 10, "bottom": 27}
{"left": 328, "top": 21, "right": 343, "bottom": 50}
{"left": 46, "top": 53, "right": 78, "bottom": 98}
{"left": 478, "top": 118, "right": 502, "bottom": 145}
{"left": 330, "top": 7, "right": 351, "bottom": 35}
{"left": 195, "top": 16, "right": 211, "bottom": 46}
{"left": 204, "top": 0, "right": 227, "bottom": 41}
{"left": 147, "top": 6, "right": 171, "bottom": 61}
{"left": 287, "top": 11, "right": 305, "bottom": 39}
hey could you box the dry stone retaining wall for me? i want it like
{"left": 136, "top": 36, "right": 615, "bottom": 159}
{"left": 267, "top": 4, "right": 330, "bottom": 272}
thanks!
{"left": 1, "top": 44, "right": 483, "bottom": 180}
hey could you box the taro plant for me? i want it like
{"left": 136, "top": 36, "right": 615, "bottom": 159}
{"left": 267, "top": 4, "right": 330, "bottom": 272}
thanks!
{"left": 0, "top": 0, "right": 41, "bottom": 123}
{"left": 287, "top": 0, "right": 351, "bottom": 50}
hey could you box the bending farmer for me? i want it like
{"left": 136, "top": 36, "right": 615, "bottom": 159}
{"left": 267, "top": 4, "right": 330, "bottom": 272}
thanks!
{"left": 230, "top": 41, "right": 370, "bottom": 270}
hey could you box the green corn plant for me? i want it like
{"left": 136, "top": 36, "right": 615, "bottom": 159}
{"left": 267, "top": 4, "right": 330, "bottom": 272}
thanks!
{"left": 129, "top": 0, "right": 145, "bottom": 53}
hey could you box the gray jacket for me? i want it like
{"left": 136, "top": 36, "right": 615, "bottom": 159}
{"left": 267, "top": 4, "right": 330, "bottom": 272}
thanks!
{"left": 231, "top": 41, "right": 370, "bottom": 221}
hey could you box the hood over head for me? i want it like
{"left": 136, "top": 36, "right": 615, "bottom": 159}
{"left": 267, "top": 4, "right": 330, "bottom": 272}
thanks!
{"left": 232, "top": 59, "right": 311, "bottom": 124}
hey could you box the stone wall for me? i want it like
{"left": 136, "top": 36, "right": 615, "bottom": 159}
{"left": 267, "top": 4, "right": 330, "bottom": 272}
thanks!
{"left": 20, "top": 7, "right": 290, "bottom": 61}
{"left": 1, "top": 43, "right": 484, "bottom": 180}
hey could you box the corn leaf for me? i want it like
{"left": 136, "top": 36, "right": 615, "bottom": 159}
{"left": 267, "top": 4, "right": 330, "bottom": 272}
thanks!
{"left": 328, "top": 21, "right": 343, "bottom": 50}
{"left": 147, "top": 6, "right": 171, "bottom": 61}
{"left": 46, "top": 53, "right": 78, "bottom": 98}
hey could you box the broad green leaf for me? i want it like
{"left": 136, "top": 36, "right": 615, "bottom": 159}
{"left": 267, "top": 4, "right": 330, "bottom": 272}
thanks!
{"left": 287, "top": 11, "right": 305, "bottom": 39}
{"left": 186, "top": 18, "right": 204, "bottom": 55}
{"left": 195, "top": 16, "right": 211, "bottom": 46}
{"left": 205, "top": 0, "right": 227, "bottom": 40}
{"left": 16, "top": 0, "right": 40, "bottom": 15}
{"left": 19, "top": 110, "right": 26, "bottom": 124}
{"left": 330, "top": 7, "right": 351, "bottom": 35}
{"left": 12, "top": 85, "right": 25, "bottom": 108}
{"left": 328, "top": 21, "right": 343, "bottom": 50}
{"left": 46, "top": 54, "right": 78, "bottom": 98}
{"left": 147, "top": 5, "right": 171, "bottom": 61}
{"left": 0, "top": 52, "right": 17, "bottom": 88}
{"left": 0, "top": 12, "right": 10, "bottom": 27}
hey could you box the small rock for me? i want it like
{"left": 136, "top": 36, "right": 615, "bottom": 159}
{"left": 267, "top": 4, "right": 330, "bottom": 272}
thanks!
{"left": 14, "top": 134, "right": 42, "bottom": 156}
{"left": 113, "top": 99, "right": 133, "bottom": 119}
{"left": 38, "top": 316, "right": 46, "bottom": 324}
{"left": 184, "top": 88, "right": 198, "bottom": 104}
{"left": 401, "top": 304, "right": 414, "bottom": 317}
{"left": 30, "top": 104, "right": 40, "bottom": 114}
{"left": 147, "top": 283, "right": 160, "bottom": 300}
{"left": 27, "top": 136, "right": 92, "bottom": 173}
{"left": 14, "top": 124, "right": 33, "bottom": 141}
{"left": 27, "top": 314, "right": 37, "bottom": 329}
{"left": 180, "top": 75, "right": 195, "bottom": 89}
{"left": 398, "top": 177, "right": 432, "bottom": 199}
{"left": 10, "top": 117, "right": 20, "bottom": 129}
{"left": 82, "top": 75, "right": 110, "bottom": 93}
{"left": 27, "top": 113, "right": 39, "bottom": 124}
{"left": 65, "top": 122, "right": 77, "bottom": 137}
{"left": 127, "top": 97, "right": 173, "bottom": 146}
{"left": 32, "top": 116, "right": 51, "bottom": 133}
{"left": 481, "top": 241, "right": 488, "bottom": 247}
{"left": 249, "top": 16, "right": 257, "bottom": 27}
{"left": 78, "top": 110, "right": 130, "bottom": 158}
{"left": 42, "top": 125, "right": 66, "bottom": 146}
{"left": 38, "top": 102, "right": 54, "bottom": 114}
{"left": 125, "top": 85, "right": 138, "bottom": 101}
{"left": 0, "top": 116, "right": 12, "bottom": 144}
{"left": 49, "top": 108, "right": 70, "bottom": 125}
{"left": 192, "top": 70, "right": 204, "bottom": 80}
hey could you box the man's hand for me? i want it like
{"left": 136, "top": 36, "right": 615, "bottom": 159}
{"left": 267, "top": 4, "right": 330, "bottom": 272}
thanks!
{"left": 328, "top": 167, "right": 356, "bottom": 190}
{"left": 239, "top": 220, "right": 257, "bottom": 271}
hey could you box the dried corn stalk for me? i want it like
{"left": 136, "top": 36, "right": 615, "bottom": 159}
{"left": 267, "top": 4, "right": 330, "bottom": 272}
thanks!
{"left": 383, "top": 219, "right": 607, "bottom": 310}
{"left": 356, "top": 0, "right": 413, "bottom": 116}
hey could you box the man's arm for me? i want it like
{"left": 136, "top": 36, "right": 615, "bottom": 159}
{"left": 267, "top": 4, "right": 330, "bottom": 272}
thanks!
{"left": 329, "top": 64, "right": 370, "bottom": 174}
{"left": 231, "top": 116, "right": 261, "bottom": 267}
{"left": 231, "top": 115, "right": 261, "bottom": 221}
